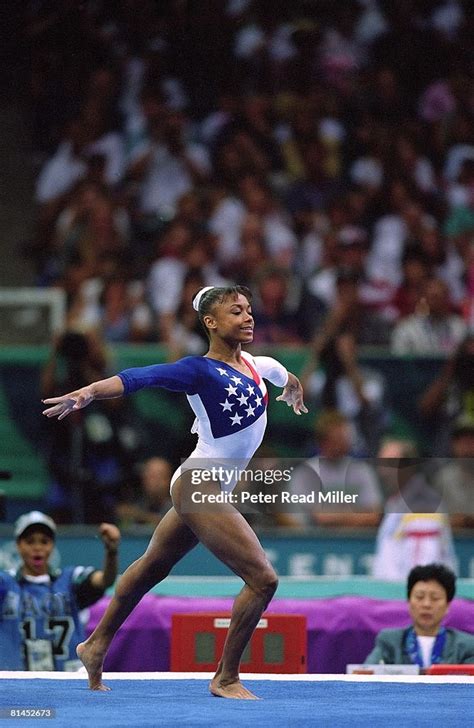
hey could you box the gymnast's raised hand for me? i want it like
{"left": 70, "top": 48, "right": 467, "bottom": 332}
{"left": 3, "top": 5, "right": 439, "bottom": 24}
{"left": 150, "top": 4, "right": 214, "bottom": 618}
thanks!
{"left": 276, "top": 372, "right": 308, "bottom": 415}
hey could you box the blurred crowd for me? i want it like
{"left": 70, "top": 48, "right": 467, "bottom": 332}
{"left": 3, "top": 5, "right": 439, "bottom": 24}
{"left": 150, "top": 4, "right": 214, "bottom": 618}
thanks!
{"left": 16, "top": 1, "right": 474, "bottom": 541}
{"left": 23, "top": 0, "right": 474, "bottom": 355}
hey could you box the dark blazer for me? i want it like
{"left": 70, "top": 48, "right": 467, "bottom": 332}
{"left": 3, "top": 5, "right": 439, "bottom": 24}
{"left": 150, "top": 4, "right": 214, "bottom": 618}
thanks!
{"left": 364, "top": 627, "right": 474, "bottom": 665}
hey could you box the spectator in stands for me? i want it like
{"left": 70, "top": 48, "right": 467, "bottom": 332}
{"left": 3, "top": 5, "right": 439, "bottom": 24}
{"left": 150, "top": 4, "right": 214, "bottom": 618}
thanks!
{"left": 229, "top": 93, "right": 283, "bottom": 172}
{"left": 301, "top": 267, "right": 389, "bottom": 453}
{"left": 166, "top": 270, "right": 208, "bottom": 359}
{"left": 286, "top": 137, "right": 343, "bottom": 227}
{"left": 419, "top": 333, "right": 474, "bottom": 455}
{"left": 79, "top": 100, "right": 125, "bottom": 189}
{"left": 238, "top": 174, "right": 298, "bottom": 267}
{"left": 296, "top": 224, "right": 340, "bottom": 328}
{"left": 391, "top": 277, "right": 466, "bottom": 355}
{"left": 146, "top": 219, "right": 194, "bottom": 331}
{"left": 251, "top": 265, "right": 302, "bottom": 346}
{"left": 127, "top": 108, "right": 211, "bottom": 223}
{"left": 41, "top": 330, "right": 145, "bottom": 523}
{"left": 148, "top": 224, "right": 225, "bottom": 345}
{"left": 431, "top": 417, "right": 474, "bottom": 528}
{"left": 220, "top": 213, "right": 271, "bottom": 288}
{"left": 47, "top": 181, "right": 130, "bottom": 287}
{"left": 35, "top": 102, "right": 124, "bottom": 240}
{"left": 372, "top": 439, "right": 457, "bottom": 580}
{"left": 415, "top": 224, "right": 447, "bottom": 281}
{"left": 116, "top": 457, "right": 172, "bottom": 528}
{"left": 365, "top": 187, "right": 432, "bottom": 289}
{"left": 301, "top": 223, "right": 372, "bottom": 317}
{"left": 459, "top": 242, "right": 474, "bottom": 326}
{"left": 35, "top": 116, "right": 90, "bottom": 214}
{"left": 443, "top": 112, "right": 474, "bottom": 194}
{"left": 59, "top": 194, "right": 130, "bottom": 297}
{"left": 390, "top": 133, "right": 438, "bottom": 202}
{"left": 287, "top": 410, "right": 383, "bottom": 528}
{"left": 213, "top": 131, "right": 269, "bottom": 190}
{"left": 99, "top": 277, "right": 154, "bottom": 343}
{"left": 445, "top": 158, "right": 474, "bottom": 210}
{"left": 391, "top": 249, "right": 430, "bottom": 319}
{"left": 207, "top": 182, "right": 246, "bottom": 267}
{"left": 443, "top": 204, "right": 474, "bottom": 305}
{"left": 364, "top": 564, "right": 474, "bottom": 667}
{"left": 0, "top": 511, "right": 120, "bottom": 671}
{"left": 348, "top": 122, "right": 385, "bottom": 193}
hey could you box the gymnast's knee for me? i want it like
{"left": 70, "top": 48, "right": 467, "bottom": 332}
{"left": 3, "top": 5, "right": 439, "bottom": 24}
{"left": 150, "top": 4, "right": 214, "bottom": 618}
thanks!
{"left": 251, "top": 567, "right": 279, "bottom": 602}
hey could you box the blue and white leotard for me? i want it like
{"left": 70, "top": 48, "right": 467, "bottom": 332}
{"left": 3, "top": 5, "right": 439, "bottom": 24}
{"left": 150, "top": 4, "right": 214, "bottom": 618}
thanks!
{"left": 118, "top": 352, "right": 288, "bottom": 491}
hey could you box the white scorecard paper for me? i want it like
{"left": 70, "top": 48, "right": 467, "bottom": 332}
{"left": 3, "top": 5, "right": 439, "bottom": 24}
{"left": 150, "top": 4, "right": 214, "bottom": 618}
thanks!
{"left": 346, "top": 664, "right": 420, "bottom": 675}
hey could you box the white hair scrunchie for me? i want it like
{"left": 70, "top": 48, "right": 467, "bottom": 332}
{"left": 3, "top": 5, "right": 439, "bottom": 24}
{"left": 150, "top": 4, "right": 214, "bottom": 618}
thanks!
{"left": 192, "top": 286, "right": 215, "bottom": 312}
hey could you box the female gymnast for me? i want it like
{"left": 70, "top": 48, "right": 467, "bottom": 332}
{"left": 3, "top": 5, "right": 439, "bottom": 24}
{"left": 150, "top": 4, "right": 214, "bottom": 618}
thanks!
{"left": 42, "top": 285, "right": 307, "bottom": 699}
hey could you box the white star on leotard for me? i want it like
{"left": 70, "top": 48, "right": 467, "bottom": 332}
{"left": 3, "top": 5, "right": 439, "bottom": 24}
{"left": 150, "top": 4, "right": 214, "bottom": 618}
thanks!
{"left": 225, "top": 383, "right": 238, "bottom": 397}
{"left": 246, "top": 384, "right": 255, "bottom": 396}
{"left": 230, "top": 375, "right": 242, "bottom": 385}
{"left": 220, "top": 399, "right": 234, "bottom": 412}
{"left": 254, "top": 395, "right": 262, "bottom": 408}
{"left": 237, "top": 392, "right": 249, "bottom": 406}
{"left": 230, "top": 412, "right": 243, "bottom": 426}
{"left": 245, "top": 404, "right": 256, "bottom": 417}
{"left": 216, "top": 367, "right": 228, "bottom": 377}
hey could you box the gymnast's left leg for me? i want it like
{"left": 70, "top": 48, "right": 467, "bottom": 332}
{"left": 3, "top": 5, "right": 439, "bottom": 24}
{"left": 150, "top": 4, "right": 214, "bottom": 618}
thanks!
{"left": 77, "top": 507, "right": 198, "bottom": 689}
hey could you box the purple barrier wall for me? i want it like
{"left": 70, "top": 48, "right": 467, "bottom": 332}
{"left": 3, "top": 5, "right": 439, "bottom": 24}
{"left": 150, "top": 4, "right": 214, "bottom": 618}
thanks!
{"left": 87, "top": 595, "right": 474, "bottom": 673}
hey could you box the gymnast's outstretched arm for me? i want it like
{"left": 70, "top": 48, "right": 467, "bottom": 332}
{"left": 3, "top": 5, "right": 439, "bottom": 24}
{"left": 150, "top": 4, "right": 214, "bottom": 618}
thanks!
{"left": 42, "top": 376, "right": 125, "bottom": 420}
{"left": 42, "top": 358, "right": 200, "bottom": 420}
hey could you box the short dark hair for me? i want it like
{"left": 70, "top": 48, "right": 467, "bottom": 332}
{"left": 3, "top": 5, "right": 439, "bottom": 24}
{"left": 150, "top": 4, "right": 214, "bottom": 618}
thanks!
{"left": 315, "top": 410, "right": 348, "bottom": 442}
{"left": 194, "top": 285, "right": 252, "bottom": 338}
{"left": 407, "top": 564, "right": 456, "bottom": 602}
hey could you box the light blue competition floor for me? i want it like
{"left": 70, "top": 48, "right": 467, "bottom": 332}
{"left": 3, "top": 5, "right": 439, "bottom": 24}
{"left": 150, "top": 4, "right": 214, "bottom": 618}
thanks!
{"left": 0, "top": 674, "right": 472, "bottom": 728}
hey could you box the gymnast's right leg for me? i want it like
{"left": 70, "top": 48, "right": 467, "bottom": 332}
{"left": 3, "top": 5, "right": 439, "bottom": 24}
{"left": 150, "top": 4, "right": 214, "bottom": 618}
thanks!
{"left": 77, "top": 507, "right": 198, "bottom": 690}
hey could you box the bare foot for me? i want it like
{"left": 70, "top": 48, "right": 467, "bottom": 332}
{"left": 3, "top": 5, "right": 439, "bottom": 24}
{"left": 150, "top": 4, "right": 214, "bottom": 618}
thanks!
{"left": 76, "top": 641, "right": 110, "bottom": 691}
{"left": 209, "top": 676, "right": 260, "bottom": 700}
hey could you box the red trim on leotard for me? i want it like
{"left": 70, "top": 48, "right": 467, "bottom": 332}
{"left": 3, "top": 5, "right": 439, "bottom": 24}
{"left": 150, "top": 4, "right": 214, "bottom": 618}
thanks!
{"left": 241, "top": 355, "right": 260, "bottom": 385}
{"left": 241, "top": 355, "right": 269, "bottom": 406}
